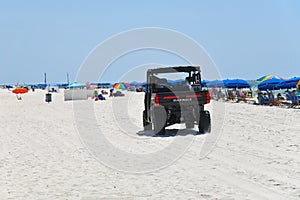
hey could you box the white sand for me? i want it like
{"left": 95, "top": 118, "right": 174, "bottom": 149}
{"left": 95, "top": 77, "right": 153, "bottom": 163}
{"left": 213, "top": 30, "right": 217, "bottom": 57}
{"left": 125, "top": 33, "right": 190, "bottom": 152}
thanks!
{"left": 0, "top": 89, "right": 299, "bottom": 199}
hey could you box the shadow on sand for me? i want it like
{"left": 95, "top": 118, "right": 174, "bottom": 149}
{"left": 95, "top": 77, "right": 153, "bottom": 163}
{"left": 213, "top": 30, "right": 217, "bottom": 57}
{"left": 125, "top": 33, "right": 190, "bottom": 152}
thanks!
{"left": 137, "top": 128, "right": 204, "bottom": 137}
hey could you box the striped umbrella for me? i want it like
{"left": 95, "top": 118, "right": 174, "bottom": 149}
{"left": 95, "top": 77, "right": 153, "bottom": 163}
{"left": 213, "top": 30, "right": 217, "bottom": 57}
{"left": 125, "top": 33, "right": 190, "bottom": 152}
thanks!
{"left": 257, "top": 75, "right": 284, "bottom": 82}
{"left": 113, "top": 82, "right": 131, "bottom": 90}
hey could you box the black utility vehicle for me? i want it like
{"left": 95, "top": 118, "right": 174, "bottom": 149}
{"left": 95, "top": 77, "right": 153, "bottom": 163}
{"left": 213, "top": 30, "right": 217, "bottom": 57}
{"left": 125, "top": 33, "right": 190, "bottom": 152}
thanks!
{"left": 143, "top": 66, "right": 211, "bottom": 135}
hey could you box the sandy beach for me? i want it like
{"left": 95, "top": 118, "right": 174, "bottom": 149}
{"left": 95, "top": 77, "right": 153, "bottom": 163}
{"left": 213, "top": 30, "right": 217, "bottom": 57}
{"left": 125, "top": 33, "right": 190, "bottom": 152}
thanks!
{"left": 0, "top": 89, "right": 300, "bottom": 199}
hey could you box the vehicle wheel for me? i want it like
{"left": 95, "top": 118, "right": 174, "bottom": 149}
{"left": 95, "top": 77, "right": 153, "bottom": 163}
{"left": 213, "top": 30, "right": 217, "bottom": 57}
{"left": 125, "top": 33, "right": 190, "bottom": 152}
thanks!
{"left": 143, "top": 110, "right": 152, "bottom": 130}
{"left": 198, "top": 110, "right": 211, "bottom": 133}
{"left": 153, "top": 107, "right": 167, "bottom": 135}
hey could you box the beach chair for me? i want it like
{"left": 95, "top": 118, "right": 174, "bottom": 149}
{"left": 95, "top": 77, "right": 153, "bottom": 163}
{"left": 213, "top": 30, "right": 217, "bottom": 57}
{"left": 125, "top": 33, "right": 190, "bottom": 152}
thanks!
{"left": 291, "top": 95, "right": 299, "bottom": 108}
{"left": 260, "top": 95, "right": 267, "bottom": 105}
{"left": 281, "top": 93, "right": 292, "bottom": 108}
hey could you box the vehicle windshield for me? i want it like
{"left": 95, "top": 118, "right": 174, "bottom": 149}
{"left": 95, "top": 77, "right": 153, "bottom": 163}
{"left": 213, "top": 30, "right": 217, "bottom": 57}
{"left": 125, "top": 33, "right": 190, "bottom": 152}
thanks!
{"left": 150, "top": 71, "right": 201, "bottom": 92}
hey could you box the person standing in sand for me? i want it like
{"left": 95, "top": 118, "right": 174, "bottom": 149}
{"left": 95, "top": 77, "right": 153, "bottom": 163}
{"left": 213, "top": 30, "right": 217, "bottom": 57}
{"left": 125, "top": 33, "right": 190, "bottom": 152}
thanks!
{"left": 110, "top": 88, "right": 114, "bottom": 97}
{"left": 94, "top": 90, "right": 99, "bottom": 98}
{"left": 296, "top": 81, "right": 300, "bottom": 97}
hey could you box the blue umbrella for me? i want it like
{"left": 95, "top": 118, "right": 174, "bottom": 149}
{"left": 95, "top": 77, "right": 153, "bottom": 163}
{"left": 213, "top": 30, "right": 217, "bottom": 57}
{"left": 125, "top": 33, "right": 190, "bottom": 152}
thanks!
{"left": 201, "top": 80, "right": 208, "bottom": 87}
{"left": 276, "top": 77, "right": 300, "bottom": 89}
{"left": 6, "top": 85, "right": 13, "bottom": 89}
{"left": 206, "top": 80, "right": 224, "bottom": 88}
{"left": 50, "top": 83, "right": 60, "bottom": 87}
{"left": 223, "top": 79, "right": 251, "bottom": 89}
{"left": 37, "top": 83, "right": 47, "bottom": 89}
{"left": 59, "top": 83, "right": 69, "bottom": 88}
{"left": 130, "top": 81, "right": 146, "bottom": 87}
{"left": 67, "top": 82, "right": 86, "bottom": 89}
{"left": 258, "top": 78, "right": 283, "bottom": 90}
{"left": 167, "top": 79, "right": 184, "bottom": 85}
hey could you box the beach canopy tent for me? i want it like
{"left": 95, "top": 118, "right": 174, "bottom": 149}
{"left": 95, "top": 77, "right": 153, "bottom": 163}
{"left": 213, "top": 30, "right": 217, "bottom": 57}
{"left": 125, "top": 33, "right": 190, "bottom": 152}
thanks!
{"left": 276, "top": 77, "right": 300, "bottom": 89}
{"left": 223, "top": 79, "right": 251, "bottom": 89}
{"left": 206, "top": 80, "right": 224, "bottom": 88}
{"left": 258, "top": 78, "right": 284, "bottom": 90}
{"left": 257, "top": 75, "right": 284, "bottom": 82}
{"left": 67, "top": 82, "right": 86, "bottom": 89}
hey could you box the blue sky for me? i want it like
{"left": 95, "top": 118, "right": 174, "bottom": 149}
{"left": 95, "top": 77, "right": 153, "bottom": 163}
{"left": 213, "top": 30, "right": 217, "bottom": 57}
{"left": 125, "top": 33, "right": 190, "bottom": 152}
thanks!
{"left": 0, "top": 0, "right": 299, "bottom": 83}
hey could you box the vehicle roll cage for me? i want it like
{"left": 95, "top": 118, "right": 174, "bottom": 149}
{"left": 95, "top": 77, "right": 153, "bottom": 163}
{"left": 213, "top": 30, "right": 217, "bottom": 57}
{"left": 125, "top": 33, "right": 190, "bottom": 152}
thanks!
{"left": 146, "top": 66, "right": 202, "bottom": 92}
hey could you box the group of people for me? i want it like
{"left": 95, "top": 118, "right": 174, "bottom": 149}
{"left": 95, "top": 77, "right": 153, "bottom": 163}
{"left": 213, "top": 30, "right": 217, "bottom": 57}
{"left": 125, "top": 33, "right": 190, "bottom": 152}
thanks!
{"left": 209, "top": 87, "right": 300, "bottom": 108}
{"left": 92, "top": 88, "right": 126, "bottom": 101}
{"left": 257, "top": 90, "right": 299, "bottom": 107}
{"left": 209, "top": 88, "right": 253, "bottom": 102}
{"left": 93, "top": 90, "right": 107, "bottom": 101}
{"left": 257, "top": 91, "right": 276, "bottom": 105}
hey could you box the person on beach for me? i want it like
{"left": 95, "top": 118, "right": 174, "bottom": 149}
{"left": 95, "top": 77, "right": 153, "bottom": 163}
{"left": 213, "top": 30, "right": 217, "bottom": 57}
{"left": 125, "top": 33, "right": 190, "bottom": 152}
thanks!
{"left": 257, "top": 92, "right": 263, "bottom": 105}
{"left": 110, "top": 88, "right": 114, "bottom": 97}
{"left": 94, "top": 90, "right": 99, "bottom": 98}
{"left": 98, "top": 93, "right": 106, "bottom": 100}
{"left": 268, "top": 91, "right": 274, "bottom": 106}
{"left": 296, "top": 84, "right": 300, "bottom": 97}
{"left": 247, "top": 88, "right": 253, "bottom": 98}
{"left": 290, "top": 91, "right": 298, "bottom": 108}
{"left": 277, "top": 93, "right": 283, "bottom": 100}
{"left": 262, "top": 93, "right": 269, "bottom": 105}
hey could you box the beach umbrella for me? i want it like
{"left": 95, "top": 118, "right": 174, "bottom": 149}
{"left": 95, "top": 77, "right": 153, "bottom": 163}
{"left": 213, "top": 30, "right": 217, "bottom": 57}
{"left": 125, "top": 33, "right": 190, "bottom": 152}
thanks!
{"left": 67, "top": 82, "right": 86, "bottom": 89}
{"left": 130, "top": 81, "right": 145, "bottom": 86}
{"left": 257, "top": 75, "right": 284, "bottom": 82}
{"left": 223, "top": 79, "right": 251, "bottom": 89}
{"left": 59, "top": 83, "right": 69, "bottom": 88}
{"left": 37, "top": 83, "right": 47, "bottom": 89}
{"left": 5, "top": 85, "right": 13, "bottom": 89}
{"left": 49, "top": 83, "right": 60, "bottom": 87}
{"left": 258, "top": 78, "right": 283, "bottom": 90}
{"left": 12, "top": 88, "right": 28, "bottom": 94}
{"left": 167, "top": 79, "right": 185, "bottom": 85}
{"left": 113, "top": 82, "right": 130, "bottom": 89}
{"left": 276, "top": 77, "right": 300, "bottom": 89}
{"left": 201, "top": 80, "right": 208, "bottom": 87}
{"left": 123, "top": 82, "right": 131, "bottom": 87}
{"left": 12, "top": 88, "right": 28, "bottom": 100}
{"left": 206, "top": 80, "right": 224, "bottom": 88}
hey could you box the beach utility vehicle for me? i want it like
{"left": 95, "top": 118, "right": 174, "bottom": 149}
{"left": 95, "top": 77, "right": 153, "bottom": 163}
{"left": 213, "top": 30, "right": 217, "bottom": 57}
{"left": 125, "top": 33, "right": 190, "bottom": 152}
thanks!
{"left": 143, "top": 66, "right": 211, "bottom": 135}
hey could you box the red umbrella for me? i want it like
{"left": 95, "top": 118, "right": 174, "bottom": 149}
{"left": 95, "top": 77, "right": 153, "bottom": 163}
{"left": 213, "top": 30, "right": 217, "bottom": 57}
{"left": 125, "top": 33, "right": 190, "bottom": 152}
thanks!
{"left": 12, "top": 88, "right": 28, "bottom": 100}
{"left": 12, "top": 88, "right": 28, "bottom": 94}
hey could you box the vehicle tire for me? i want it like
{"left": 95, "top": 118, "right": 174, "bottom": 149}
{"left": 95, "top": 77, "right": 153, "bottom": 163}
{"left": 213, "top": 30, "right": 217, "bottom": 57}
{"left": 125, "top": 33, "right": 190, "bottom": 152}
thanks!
{"left": 198, "top": 110, "right": 211, "bottom": 133}
{"left": 143, "top": 110, "right": 152, "bottom": 130}
{"left": 153, "top": 107, "right": 167, "bottom": 135}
